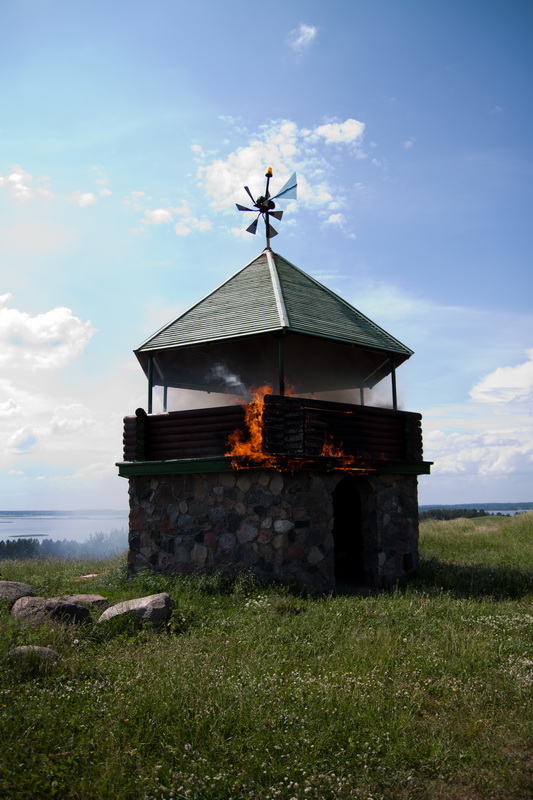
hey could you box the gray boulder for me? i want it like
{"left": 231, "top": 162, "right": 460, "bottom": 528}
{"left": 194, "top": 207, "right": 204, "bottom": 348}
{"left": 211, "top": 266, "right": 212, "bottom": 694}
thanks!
{"left": 10, "top": 596, "right": 90, "bottom": 625}
{"left": 98, "top": 592, "right": 174, "bottom": 624}
{"left": 62, "top": 594, "right": 110, "bottom": 611}
{"left": 8, "top": 645, "right": 61, "bottom": 664}
{"left": 0, "top": 581, "right": 33, "bottom": 603}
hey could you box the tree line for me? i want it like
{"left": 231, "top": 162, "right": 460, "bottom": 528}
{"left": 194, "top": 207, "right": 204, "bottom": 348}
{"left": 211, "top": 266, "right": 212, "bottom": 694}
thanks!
{"left": 0, "top": 529, "right": 127, "bottom": 561}
{"left": 419, "top": 508, "right": 501, "bottom": 521}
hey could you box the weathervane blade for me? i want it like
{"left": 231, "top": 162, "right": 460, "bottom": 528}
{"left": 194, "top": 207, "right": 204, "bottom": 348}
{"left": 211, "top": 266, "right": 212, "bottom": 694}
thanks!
{"left": 244, "top": 186, "right": 256, "bottom": 204}
{"left": 272, "top": 172, "right": 297, "bottom": 201}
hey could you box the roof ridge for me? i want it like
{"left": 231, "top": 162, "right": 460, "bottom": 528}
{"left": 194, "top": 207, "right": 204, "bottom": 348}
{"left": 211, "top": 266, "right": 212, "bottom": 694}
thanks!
{"left": 266, "top": 249, "right": 290, "bottom": 328}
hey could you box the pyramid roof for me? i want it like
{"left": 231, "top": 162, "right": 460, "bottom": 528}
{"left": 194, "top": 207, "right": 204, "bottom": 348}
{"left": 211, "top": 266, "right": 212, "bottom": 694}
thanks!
{"left": 136, "top": 250, "right": 412, "bottom": 358}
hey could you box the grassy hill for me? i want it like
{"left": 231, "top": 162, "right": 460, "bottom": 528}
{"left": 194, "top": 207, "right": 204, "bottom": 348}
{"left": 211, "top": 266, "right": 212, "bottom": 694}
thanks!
{"left": 1, "top": 513, "right": 532, "bottom": 800}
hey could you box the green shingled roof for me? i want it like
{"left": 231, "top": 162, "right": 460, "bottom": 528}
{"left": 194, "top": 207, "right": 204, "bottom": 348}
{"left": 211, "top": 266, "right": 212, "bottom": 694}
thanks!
{"left": 136, "top": 250, "right": 412, "bottom": 358}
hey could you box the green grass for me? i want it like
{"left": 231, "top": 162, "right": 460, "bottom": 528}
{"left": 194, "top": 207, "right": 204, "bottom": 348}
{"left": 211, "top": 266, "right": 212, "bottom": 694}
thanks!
{"left": 1, "top": 514, "right": 532, "bottom": 800}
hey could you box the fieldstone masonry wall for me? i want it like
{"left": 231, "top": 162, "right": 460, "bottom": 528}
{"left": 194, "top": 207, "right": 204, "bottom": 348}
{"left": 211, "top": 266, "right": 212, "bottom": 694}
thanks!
{"left": 127, "top": 469, "right": 419, "bottom": 591}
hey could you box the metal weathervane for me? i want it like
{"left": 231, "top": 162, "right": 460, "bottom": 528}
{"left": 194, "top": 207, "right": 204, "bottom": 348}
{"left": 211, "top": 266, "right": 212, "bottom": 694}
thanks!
{"left": 236, "top": 168, "right": 297, "bottom": 249}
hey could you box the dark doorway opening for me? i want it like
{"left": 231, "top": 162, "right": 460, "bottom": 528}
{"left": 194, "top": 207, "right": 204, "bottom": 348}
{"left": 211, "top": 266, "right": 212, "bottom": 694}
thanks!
{"left": 332, "top": 477, "right": 366, "bottom": 585}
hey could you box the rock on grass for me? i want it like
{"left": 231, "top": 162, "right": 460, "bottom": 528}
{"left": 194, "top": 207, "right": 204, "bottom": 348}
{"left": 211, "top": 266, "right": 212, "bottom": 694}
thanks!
{"left": 10, "top": 596, "right": 90, "bottom": 625}
{"left": 62, "top": 594, "right": 110, "bottom": 611}
{"left": 0, "top": 581, "right": 33, "bottom": 604}
{"left": 97, "top": 592, "right": 174, "bottom": 624}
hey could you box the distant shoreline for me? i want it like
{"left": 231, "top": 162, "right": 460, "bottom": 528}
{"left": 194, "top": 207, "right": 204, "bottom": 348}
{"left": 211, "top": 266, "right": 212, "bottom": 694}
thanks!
{"left": 419, "top": 502, "right": 533, "bottom": 511}
{"left": 0, "top": 509, "right": 127, "bottom": 515}
{"left": 1, "top": 505, "right": 532, "bottom": 517}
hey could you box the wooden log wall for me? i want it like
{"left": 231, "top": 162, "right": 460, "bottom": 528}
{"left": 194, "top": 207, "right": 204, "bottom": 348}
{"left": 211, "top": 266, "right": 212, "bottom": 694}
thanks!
{"left": 263, "top": 396, "right": 423, "bottom": 462}
{"left": 122, "top": 396, "right": 423, "bottom": 463}
{"left": 123, "top": 405, "right": 245, "bottom": 461}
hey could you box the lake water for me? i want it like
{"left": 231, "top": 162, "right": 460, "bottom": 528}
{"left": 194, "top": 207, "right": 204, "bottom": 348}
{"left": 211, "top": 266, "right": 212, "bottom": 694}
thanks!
{"left": 0, "top": 510, "right": 129, "bottom": 544}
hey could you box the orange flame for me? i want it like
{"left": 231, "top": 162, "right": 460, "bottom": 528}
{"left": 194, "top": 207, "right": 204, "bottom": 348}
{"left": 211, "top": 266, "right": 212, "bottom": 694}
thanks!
{"left": 225, "top": 384, "right": 278, "bottom": 468}
{"left": 320, "top": 434, "right": 345, "bottom": 457}
{"left": 320, "top": 434, "right": 373, "bottom": 473}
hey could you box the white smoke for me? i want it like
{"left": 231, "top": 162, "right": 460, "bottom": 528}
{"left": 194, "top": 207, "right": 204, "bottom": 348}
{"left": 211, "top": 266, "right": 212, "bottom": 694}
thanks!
{"left": 208, "top": 364, "right": 247, "bottom": 398}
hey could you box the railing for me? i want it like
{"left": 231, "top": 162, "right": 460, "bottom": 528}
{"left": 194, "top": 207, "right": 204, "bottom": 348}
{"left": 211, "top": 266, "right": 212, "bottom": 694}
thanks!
{"left": 123, "top": 395, "right": 424, "bottom": 464}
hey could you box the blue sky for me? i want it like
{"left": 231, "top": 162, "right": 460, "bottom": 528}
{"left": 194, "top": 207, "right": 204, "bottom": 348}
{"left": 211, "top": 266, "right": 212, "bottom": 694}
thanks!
{"left": 1, "top": 0, "right": 532, "bottom": 510}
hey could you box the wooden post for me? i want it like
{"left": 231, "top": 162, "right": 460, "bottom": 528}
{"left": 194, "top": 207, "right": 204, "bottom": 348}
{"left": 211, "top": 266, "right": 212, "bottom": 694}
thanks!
{"left": 390, "top": 357, "right": 397, "bottom": 411}
{"left": 359, "top": 387, "right": 365, "bottom": 406}
{"left": 278, "top": 334, "right": 285, "bottom": 396}
{"left": 134, "top": 408, "right": 147, "bottom": 461}
{"left": 147, "top": 354, "right": 154, "bottom": 414}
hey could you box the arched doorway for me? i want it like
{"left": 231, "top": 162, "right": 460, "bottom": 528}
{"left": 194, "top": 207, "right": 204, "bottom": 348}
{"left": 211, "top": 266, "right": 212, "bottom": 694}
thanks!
{"left": 332, "top": 476, "right": 366, "bottom": 586}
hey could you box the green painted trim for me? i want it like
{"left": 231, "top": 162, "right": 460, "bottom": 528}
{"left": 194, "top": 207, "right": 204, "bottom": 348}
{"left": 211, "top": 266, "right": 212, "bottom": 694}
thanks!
{"left": 381, "top": 461, "right": 433, "bottom": 475}
{"left": 116, "top": 458, "right": 232, "bottom": 477}
{"left": 116, "top": 458, "right": 432, "bottom": 478}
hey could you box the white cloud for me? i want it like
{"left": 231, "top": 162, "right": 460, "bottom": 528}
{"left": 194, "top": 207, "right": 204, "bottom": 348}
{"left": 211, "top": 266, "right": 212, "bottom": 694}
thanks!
{"left": 7, "top": 425, "right": 38, "bottom": 453}
{"left": 0, "top": 300, "right": 95, "bottom": 371}
{"left": 0, "top": 165, "right": 53, "bottom": 201}
{"left": 325, "top": 213, "right": 344, "bottom": 226}
{"left": 199, "top": 121, "right": 299, "bottom": 210}
{"left": 218, "top": 115, "right": 249, "bottom": 136}
{"left": 191, "top": 218, "right": 212, "bottom": 232}
{"left": 125, "top": 190, "right": 149, "bottom": 212}
{"left": 175, "top": 217, "right": 212, "bottom": 236}
{"left": 402, "top": 138, "right": 416, "bottom": 149}
{"left": 198, "top": 118, "right": 366, "bottom": 223}
{"left": 50, "top": 403, "right": 93, "bottom": 434}
{"left": 91, "top": 166, "right": 110, "bottom": 187}
{"left": 229, "top": 226, "right": 252, "bottom": 240}
{"left": 99, "top": 187, "right": 112, "bottom": 197}
{"left": 424, "top": 427, "right": 533, "bottom": 478}
{"left": 287, "top": 23, "right": 318, "bottom": 54}
{"left": 141, "top": 203, "right": 212, "bottom": 234}
{"left": 312, "top": 119, "right": 365, "bottom": 144}
{"left": 420, "top": 350, "right": 533, "bottom": 479}
{"left": 470, "top": 349, "right": 533, "bottom": 404}
{"left": 143, "top": 208, "right": 174, "bottom": 225}
{"left": 71, "top": 191, "right": 98, "bottom": 207}
{"left": 191, "top": 143, "right": 206, "bottom": 159}
{"left": 0, "top": 399, "right": 22, "bottom": 418}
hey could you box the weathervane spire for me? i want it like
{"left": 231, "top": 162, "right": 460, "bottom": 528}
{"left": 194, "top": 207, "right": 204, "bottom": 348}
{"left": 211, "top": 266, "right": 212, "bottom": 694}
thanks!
{"left": 236, "top": 168, "right": 298, "bottom": 249}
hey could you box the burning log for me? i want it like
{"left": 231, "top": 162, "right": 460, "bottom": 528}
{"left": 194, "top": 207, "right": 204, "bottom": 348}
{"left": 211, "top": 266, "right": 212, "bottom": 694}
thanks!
{"left": 225, "top": 385, "right": 280, "bottom": 468}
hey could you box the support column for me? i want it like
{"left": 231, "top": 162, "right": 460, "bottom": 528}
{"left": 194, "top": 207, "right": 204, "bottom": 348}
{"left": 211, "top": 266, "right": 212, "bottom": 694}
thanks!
{"left": 147, "top": 354, "right": 154, "bottom": 414}
{"left": 390, "top": 356, "right": 397, "bottom": 411}
{"left": 278, "top": 334, "right": 285, "bottom": 396}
